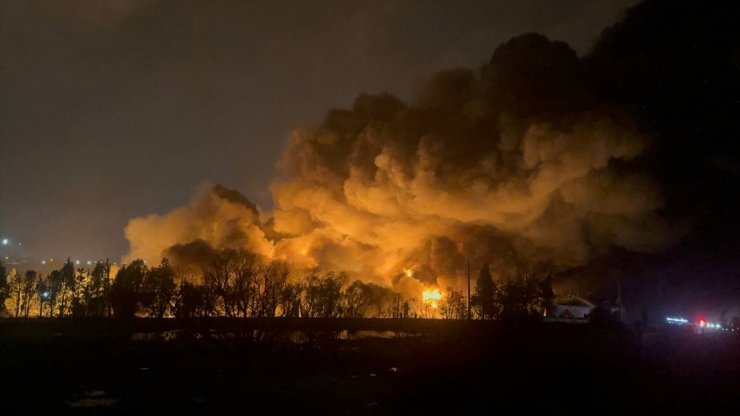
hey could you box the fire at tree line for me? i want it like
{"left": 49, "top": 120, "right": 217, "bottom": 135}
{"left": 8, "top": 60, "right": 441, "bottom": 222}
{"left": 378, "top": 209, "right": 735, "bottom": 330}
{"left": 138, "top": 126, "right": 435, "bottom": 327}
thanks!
{"left": 0, "top": 252, "right": 556, "bottom": 321}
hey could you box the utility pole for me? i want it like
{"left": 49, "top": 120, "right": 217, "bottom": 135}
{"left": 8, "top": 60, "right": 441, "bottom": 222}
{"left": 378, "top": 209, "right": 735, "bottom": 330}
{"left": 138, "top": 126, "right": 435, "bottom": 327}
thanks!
{"left": 467, "top": 259, "right": 471, "bottom": 320}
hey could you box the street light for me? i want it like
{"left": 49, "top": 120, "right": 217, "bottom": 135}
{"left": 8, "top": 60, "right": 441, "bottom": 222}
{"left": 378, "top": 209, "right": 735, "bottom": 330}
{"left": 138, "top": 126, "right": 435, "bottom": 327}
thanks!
{"left": 1, "top": 238, "right": 8, "bottom": 245}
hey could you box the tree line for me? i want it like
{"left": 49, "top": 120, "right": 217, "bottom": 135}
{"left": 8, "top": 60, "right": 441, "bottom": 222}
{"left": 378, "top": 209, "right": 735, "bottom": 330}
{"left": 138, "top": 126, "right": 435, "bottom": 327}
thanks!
{"left": 0, "top": 258, "right": 113, "bottom": 318}
{"left": 0, "top": 252, "right": 554, "bottom": 320}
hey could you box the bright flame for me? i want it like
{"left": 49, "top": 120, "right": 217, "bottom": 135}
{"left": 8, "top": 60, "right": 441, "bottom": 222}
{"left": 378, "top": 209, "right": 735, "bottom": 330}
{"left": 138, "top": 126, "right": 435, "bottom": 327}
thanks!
{"left": 404, "top": 268, "right": 414, "bottom": 278}
{"left": 422, "top": 288, "right": 443, "bottom": 309}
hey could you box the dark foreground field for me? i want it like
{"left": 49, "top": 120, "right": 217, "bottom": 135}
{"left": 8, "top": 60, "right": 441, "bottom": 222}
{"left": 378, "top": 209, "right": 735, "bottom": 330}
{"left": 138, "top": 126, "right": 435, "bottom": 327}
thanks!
{"left": 1, "top": 318, "right": 738, "bottom": 414}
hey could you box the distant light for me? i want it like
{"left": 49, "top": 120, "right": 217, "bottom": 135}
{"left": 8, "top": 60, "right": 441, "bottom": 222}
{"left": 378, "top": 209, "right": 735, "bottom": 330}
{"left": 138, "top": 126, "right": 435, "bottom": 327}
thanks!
{"left": 1, "top": 238, "right": 8, "bottom": 245}
{"left": 75, "top": 260, "right": 80, "bottom": 265}
{"left": 49, "top": 258, "right": 54, "bottom": 262}
{"left": 42, "top": 291, "right": 50, "bottom": 299}
{"left": 699, "top": 319, "right": 707, "bottom": 327}
{"left": 41, "top": 260, "right": 46, "bottom": 265}
{"left": 666, "top": 317, "right": 688, "bottom": 325}
{"left": 86, "top": 260, "right": 92, "bottom": 265}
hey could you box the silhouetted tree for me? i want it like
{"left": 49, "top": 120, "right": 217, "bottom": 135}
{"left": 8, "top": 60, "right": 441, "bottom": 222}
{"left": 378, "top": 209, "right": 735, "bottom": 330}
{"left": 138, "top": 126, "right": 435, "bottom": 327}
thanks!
{"left": 70, "top": 267, "right": 89, "bottom": 317}
{"left": 201, "top": 276, "right": 218, "bottom": 317}
{"left": 174, "top": 280, "right": 206, "bottom": 318}
{"left": 102, "top": 259, "right": 112, "bottom": 317}
{"left": 539, "top": 273, "right": 555, "bottom": 317}
{"left": 36, "top": 276, "right": 48, "bottom": 317}
{"left": 390, "top": 294, "right": 402, "bottom": 318}
{"left": 386, "top": 293, "right": 411, "bottom": 319}
{"left": 110, "top": 260, "right": 147, "bottom": 318}
{"left": 500, "top": 272, "right": 541, "bottom": 320}
{"left": 303, "top": 272, "right": 346, "bottom": 318}
{"left": 440, "top": 287, "right": 467, "bottom": 319}
{"left": 0, "top": 262, "right": 10, "bottom": 315}
{"left": 411, "top": 298, "right": 437, "bottom": 319}
{"left": 84, "top": 262, "right": 108, "bottom": 317}
{"left": 20, "top": 270, "right": 37, "bottom": 318}
{"left": 252, "top": 260, "right": 289, "bottom": 317}
{"left": 368, "top": 284, "right": 397, "bottom": 318}
{"left": 279, "top": 282, "right": 303, "bottom": 317}
{"left": 46, "top": 270, "right": 63, "bottom": 317}
{"left": 205, "top": 250, "right": 260, "bottom": 317}
{"left": 11, "top": 270, "right": 22, "bottom": 318}
{"left": 344, "top": 280, "right": 397, "bottom": 318}
{"left": 142, "top": 258, "right": 176, "bottom": 318}
{"left": 58, "top": 258, "right": 75, "bottom": 317}
{"left": 344, "top": 280, "right": 374, "bottom": 318}
{"left": 473, "top": 262, "right": 498, "bottom": 320}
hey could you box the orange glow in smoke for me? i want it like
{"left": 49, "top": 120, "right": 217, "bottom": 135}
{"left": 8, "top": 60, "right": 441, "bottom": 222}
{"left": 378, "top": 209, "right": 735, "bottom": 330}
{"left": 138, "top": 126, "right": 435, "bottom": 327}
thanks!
{"left": 422, "top": 288, "right": 443, "bottom": 309}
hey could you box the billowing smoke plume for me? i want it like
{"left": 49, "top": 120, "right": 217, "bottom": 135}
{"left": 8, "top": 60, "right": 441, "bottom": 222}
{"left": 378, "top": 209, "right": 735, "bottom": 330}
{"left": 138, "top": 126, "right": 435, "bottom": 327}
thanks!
{"left": 125, "top": 33, "right": 673, "bottom": 294}
{"left": 125, "top": 183, "right": 274, "bottom": 263}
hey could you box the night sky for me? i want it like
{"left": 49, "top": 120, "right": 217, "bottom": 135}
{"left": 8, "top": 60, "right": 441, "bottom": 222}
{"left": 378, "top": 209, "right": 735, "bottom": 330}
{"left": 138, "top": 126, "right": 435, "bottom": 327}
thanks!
{"left": 0, "top": 0, "right": 635, "bottom": 260}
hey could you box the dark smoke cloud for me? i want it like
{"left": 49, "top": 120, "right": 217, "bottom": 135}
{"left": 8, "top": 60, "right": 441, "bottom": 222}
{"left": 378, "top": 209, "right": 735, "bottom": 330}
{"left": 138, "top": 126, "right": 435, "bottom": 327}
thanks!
{"left": 125, "top": 1, "right": 740, "bottom": 301}
{"left": 581, "top": 0, "right": 740, "bottom": 314}
{"left": 585, "top": 0, "right": 740, "bottom": 247}
{"left": 125, "top": 182, "right": 274, "bottom": 264}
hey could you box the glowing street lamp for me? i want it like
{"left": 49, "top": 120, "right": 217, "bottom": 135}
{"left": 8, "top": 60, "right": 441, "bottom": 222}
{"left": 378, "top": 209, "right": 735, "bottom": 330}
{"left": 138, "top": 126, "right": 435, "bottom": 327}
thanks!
{"left": 1, "top": 238, "right": 8, "bottom": 245}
